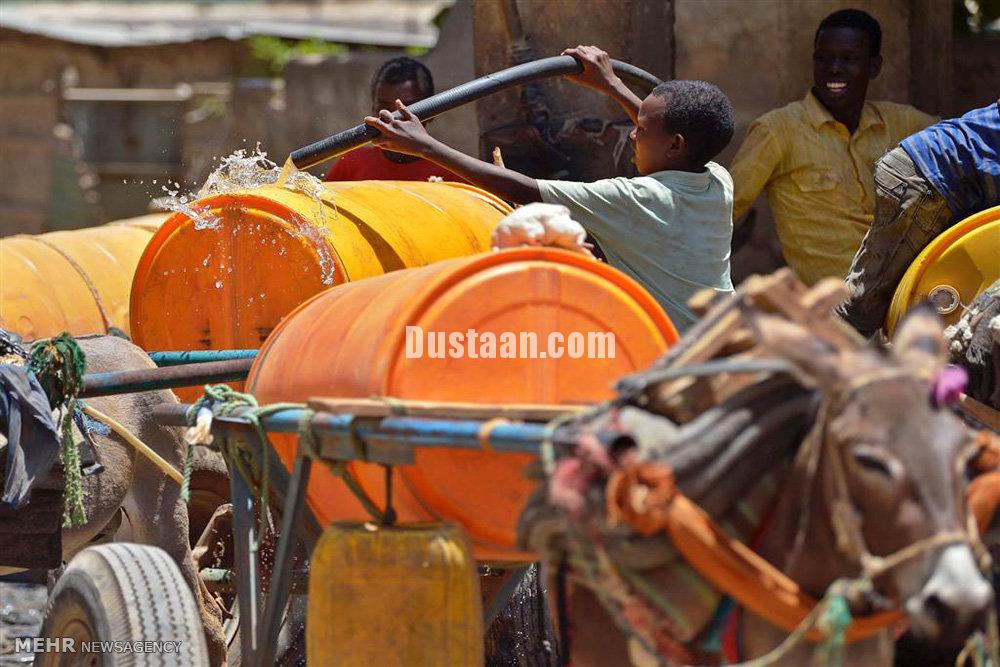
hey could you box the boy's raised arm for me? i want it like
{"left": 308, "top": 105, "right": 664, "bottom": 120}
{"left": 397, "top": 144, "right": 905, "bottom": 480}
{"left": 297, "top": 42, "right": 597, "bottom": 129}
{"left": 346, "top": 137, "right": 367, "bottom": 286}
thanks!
{"left": 365, "top": 100, "right": 541, "bottom": 204}
{"left": 562, "top": 45, "right": 643, "bottom": 125}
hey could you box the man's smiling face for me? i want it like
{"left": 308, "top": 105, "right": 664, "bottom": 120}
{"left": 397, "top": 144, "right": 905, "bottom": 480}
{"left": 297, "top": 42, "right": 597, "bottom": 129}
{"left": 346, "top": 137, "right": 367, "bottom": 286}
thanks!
{"left": 812, "top": 26, "right": 882, "bottom": 114}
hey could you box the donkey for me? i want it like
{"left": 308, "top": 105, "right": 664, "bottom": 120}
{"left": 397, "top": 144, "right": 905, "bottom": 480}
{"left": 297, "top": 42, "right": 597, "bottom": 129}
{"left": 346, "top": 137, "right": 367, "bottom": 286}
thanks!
{"left": 524, "top": 297, "right": 993, "bottom": 665}
{"left": 0, "top": 335, "right": 227, "bottom": 665}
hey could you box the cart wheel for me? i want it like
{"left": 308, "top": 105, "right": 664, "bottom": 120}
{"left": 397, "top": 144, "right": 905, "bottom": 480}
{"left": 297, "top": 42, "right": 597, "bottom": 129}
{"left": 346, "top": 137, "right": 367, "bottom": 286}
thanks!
{"left": 187, "top": 449, "right": 231, "bottom": 547}
{"left": 37, "top": 543, "right": 208, "bottom": 666}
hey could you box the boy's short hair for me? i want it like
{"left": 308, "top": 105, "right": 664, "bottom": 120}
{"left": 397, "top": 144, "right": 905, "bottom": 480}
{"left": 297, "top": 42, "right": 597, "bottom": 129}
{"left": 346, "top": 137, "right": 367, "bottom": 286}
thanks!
{"left": 815, "top": 8, "right": 882, "bottom": 57}
{"left": 370, "top": 57, "right": 434, "bottom": 99}
{"left": 651, "top": 81, "right": 734, "bottom": 166}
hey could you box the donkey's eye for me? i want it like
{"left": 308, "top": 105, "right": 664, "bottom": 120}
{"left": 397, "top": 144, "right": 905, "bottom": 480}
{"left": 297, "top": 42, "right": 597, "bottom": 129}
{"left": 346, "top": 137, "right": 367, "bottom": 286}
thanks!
{"left": 852, "top": 446, "right": 901, "bottom": 480}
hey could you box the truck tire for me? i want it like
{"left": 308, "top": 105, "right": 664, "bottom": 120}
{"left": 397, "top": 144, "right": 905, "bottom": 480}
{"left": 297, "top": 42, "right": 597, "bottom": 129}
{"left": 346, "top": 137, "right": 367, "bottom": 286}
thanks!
{"left": 37, "top": 543, "right": 208, "bottom": 666}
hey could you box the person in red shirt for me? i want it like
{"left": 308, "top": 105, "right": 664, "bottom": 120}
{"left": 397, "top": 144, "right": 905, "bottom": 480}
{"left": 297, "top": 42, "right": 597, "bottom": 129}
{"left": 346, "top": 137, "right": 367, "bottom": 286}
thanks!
{"left": 324, "top": 57, "right": 464, "bottom": 182}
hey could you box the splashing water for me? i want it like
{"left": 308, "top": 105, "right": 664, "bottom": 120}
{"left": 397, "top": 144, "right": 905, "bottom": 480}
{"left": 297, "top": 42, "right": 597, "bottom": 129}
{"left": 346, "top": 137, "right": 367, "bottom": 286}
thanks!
{"left": 150, "top": 147, "right": 339, "bottom": 282}
{"left": 152, "top": 146, "right": 281, "bottom": 229}
{"left": 199, "top": 146, "right": 282, "bottom": 197}
{"left": 291, "top": 218, "right": 336, "bottom": 284}
{"left": 283, "top": 163, "right": 337, "bottom": 221}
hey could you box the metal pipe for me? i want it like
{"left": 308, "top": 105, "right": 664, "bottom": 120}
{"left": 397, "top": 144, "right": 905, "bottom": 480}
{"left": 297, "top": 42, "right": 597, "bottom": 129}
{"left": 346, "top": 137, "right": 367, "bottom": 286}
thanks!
{"left": 289, "top": 55, "right": 663, "bottom": 169}
{"left": 80, "top": 358, "right": 254, "bottom": 398}
{"left": 152, "top": 403, "right": 572, "bottom": 454}
{"left": 150, "top": 349, "right": 258, "bottom": 366}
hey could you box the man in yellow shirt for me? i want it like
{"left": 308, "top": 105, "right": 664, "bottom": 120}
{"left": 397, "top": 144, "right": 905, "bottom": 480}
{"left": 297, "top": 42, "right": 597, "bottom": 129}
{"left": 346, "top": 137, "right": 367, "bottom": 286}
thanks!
{"left": 729, "top": 9, "right": 936, "bottom": 285}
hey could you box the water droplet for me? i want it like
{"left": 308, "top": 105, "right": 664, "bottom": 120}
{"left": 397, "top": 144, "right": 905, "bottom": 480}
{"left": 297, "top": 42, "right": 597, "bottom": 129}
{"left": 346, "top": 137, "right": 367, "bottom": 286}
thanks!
{"left": 215, "top": 280, "right": 223, "bottom": 289}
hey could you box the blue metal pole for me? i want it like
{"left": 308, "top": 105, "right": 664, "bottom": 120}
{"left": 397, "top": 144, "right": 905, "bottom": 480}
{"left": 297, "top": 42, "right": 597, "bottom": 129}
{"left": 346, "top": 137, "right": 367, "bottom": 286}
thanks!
{"left": 149, "top": 350, "right": 259, "bottom": 366}
{"left": 157, "top": 405, "right": 565, "bottom": 455}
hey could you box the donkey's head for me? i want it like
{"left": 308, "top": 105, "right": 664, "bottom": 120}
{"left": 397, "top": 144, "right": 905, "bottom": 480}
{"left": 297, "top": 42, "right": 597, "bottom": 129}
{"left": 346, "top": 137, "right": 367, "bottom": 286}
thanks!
{"left": 760, "top": 305, "right": 992, "bottom": 647}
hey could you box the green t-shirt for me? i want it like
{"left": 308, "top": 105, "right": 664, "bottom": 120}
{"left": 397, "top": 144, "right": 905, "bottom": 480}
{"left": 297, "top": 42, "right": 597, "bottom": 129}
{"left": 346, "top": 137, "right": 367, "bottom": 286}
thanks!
{"left": 538, "top": 162, "right": 735, "bottom": 332}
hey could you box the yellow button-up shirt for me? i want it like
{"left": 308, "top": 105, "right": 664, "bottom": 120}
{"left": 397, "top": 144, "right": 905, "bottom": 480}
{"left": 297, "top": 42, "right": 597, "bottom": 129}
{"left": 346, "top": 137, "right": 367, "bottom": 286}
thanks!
{"left": 730, "top": 91, "right": 936, "bottom": 285}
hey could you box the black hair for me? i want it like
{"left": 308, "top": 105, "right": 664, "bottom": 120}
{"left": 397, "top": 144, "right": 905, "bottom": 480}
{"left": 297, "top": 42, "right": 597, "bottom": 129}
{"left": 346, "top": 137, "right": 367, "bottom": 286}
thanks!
{"left": 651, "top": 81, "right": 735, "bottom": 166}
{"left": 370, "top": 56, "right": 434, "bottom": 100}
{"left": 815, "top": 8, "right": 882, "bottom": 57}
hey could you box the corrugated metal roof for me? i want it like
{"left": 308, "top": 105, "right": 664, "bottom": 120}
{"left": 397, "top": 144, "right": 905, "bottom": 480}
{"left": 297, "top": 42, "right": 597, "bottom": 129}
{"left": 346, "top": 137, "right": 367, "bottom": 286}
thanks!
{"left": 0, "top": 1, "right": 452, "bottom": 48}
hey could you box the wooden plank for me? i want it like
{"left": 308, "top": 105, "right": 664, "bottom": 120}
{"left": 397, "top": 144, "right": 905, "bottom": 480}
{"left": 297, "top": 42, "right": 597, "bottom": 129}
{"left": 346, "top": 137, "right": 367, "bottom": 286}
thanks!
{"left": 960, "top": 394, "right": 1000, "bottom": 432}
{"left": 307, "top": 397, "right": 589, "bottom": 422}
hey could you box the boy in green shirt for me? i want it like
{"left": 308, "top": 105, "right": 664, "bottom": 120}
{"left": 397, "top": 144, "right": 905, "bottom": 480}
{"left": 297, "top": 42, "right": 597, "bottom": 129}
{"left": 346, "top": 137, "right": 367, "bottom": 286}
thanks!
{"left": 364, "top": 46, "right": 736, "bottom": 332}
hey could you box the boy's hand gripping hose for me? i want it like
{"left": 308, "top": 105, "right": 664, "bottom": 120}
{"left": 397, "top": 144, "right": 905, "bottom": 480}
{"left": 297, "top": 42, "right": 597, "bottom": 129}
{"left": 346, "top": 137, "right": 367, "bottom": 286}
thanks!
{"left": 289, "top": 55, "right": 662, "bottom": 170}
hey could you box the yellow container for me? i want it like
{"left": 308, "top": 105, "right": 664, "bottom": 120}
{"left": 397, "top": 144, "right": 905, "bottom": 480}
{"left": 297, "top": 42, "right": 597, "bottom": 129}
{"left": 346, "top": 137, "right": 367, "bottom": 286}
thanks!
{"left": 129, "top": 181, "right": 507, "bottom": 356}
{"left": 307, "top": 522, "right": 483, "bottom": 667}
{"left": 0, "top": 213, "right": 167, "bottom": 340}
{"left": 885, "top": 206, "right": 1000, "bottom": 335}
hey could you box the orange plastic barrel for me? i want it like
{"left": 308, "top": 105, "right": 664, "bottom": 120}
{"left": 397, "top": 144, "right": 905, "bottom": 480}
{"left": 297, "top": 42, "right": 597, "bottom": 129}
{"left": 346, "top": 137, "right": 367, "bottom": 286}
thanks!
{"left": 0, "top": 213, "right": 167, "bottom": 340}
{"left": 129, "top": 181, "right": 507, "bottom": 360}
{"left": 248, "top": 248, "right": 678, "bottom": 561}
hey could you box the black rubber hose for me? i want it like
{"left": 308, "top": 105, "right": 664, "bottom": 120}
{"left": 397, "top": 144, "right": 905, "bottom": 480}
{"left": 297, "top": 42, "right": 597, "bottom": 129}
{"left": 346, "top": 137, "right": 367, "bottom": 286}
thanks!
{"left": 289, "top": 55, "right": 663, "bottom": 169}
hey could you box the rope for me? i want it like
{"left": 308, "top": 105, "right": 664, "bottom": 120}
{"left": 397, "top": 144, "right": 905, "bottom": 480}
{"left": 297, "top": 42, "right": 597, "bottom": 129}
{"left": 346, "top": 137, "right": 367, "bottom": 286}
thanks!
{"left": 540, "top": 409, "right": 581, "bottom": 477}
{"left": 29, "top": 333, "right": 86, "bottom": 410}
{"left": 186, "top": 388, "right": 391, "bottom": 535}
{"left": 368, "top": 395, "right": 409, "bottom": 415}
{"left": 183, "top": 384, "right": 258, "bottom": 502}
{"left": 728, "top": 581, "right": 859, "bottom": 667}
{"left": 29, "top": 333, "right": 87, "bottom": 527}
{"left": 295, "top": 404, "right": 385, "bottom": 522}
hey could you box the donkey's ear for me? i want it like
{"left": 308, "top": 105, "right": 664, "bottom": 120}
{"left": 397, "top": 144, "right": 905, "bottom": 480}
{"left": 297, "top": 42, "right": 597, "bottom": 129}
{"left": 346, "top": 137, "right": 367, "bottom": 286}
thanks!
{"left": 754, "top": 314, "right": 844, "bottom": 389}
{"left": 892, "top": 303, "right": 949, "bottom": 378}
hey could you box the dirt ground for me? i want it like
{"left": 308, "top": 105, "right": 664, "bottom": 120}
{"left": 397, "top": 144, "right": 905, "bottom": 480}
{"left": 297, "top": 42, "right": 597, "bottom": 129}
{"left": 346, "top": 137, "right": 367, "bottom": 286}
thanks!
{"left": 0, "top": 582, "right": 46, "bottom": 666}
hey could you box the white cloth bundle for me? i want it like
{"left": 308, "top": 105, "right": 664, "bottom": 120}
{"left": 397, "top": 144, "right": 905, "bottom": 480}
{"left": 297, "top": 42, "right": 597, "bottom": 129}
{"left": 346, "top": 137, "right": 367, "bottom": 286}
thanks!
{"left": 491, "top": 203, "right": 592, "bottom": 256}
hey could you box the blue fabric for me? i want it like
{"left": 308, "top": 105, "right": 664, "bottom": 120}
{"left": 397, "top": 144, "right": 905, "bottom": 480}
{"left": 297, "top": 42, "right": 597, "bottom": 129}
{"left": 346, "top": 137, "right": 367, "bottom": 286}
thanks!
{"left": 901, "top": 101, "right": 1000, "bottom": 219}
{"left": 0, "top": 364, "right": 60, "bottom": 508}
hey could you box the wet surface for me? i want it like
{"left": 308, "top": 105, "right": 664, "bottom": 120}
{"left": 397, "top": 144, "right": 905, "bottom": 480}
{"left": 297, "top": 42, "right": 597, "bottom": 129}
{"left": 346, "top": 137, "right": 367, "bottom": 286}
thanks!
{"left": 0, "top": 582, "right": 46, "bottom": 666}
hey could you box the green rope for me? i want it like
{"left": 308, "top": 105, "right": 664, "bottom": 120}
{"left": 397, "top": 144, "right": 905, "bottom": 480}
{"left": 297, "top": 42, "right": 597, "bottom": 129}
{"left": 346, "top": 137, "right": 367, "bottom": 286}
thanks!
{"left": 185, "top": 386, "right": 388, "bottom": 540}
{"left": 814, "top": 594, "right": 851, "bottom": 667}
{"left": 58, "top": 399, "right": 86, "bottom": 527}
{"left": 29, "top": 333, "right": 87, "bottom": 527}
{"left": 369, "top": 395, "right": 408, "bottom": 416}
{"left": 29, "top": 333, "right": 86, "bottom": 410}
{"left": 298, "top": 407, "right": 385, "bottom": 522}
{"left": 182, "top": 384, "right": 258, "bottom": 502}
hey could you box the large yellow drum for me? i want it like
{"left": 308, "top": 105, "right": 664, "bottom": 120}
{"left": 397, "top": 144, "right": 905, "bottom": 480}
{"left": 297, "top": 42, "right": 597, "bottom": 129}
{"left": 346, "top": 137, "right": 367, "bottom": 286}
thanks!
{"left": 0, "top": 214, "right": 167, "bottom": 340}
{"left": 886, "top": 206, "right": 1000, "bottom": 335}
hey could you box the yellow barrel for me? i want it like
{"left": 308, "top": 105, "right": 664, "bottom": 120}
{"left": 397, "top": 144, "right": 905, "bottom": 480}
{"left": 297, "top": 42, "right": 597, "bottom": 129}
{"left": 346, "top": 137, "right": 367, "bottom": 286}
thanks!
{"left": 0, "top": 213, "right": 167, "bottom": 340}
{"left": 308, "top": 522, "right": 483, "bottom": 667}
{"left": 129, "top": 181, "right": 507, "bottom": 355}
{"left": 886, "top": 206, "right": 1000, "bottom": 335}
